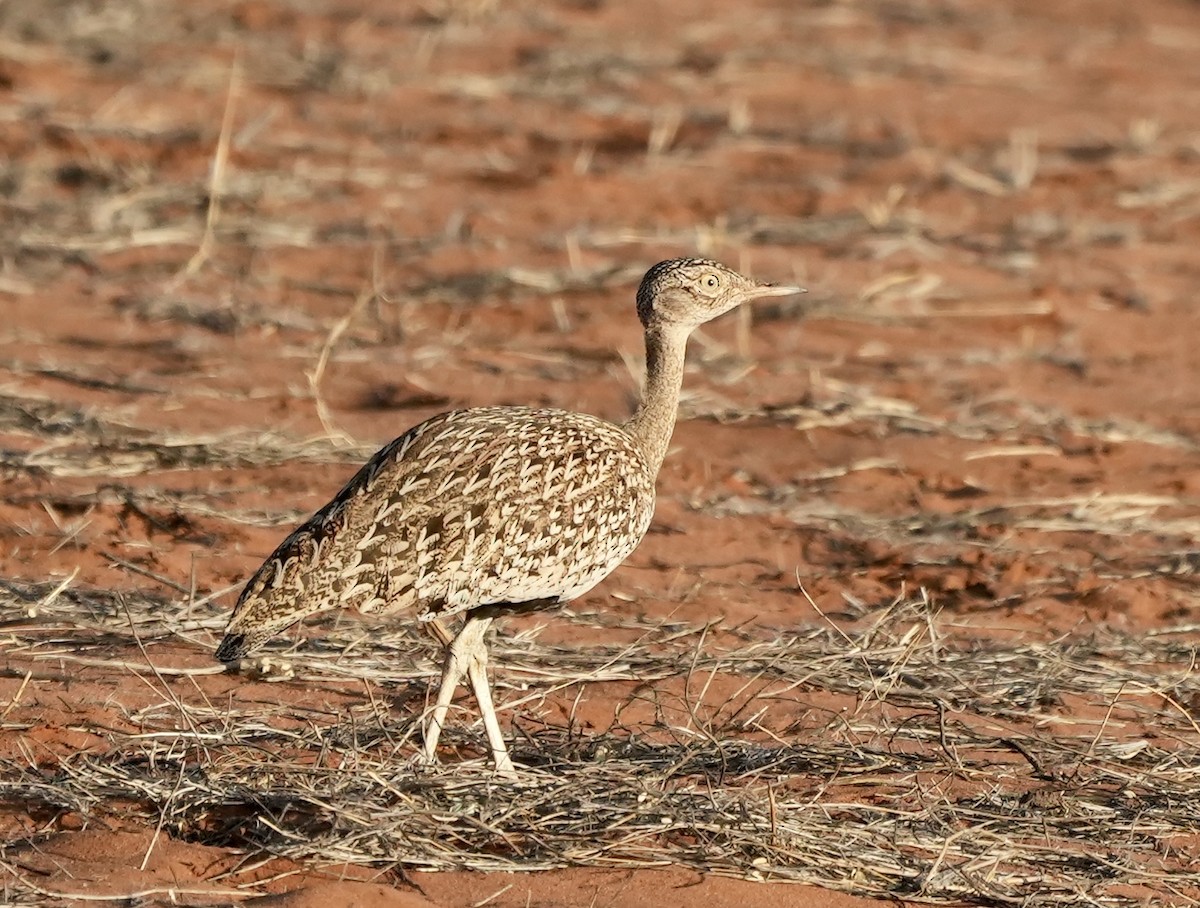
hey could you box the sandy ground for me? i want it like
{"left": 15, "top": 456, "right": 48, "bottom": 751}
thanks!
{"left": 2, "top": 0, "right": 1199, "bottom": 905}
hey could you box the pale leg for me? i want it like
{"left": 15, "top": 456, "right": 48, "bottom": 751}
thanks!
{"left": 423, "top": 616, "right": 495, "bottom": 765}
{"left": 465, "top": 634, "right": 516, "bottom": 778}
{"left": 424, "top": 616, "right": 453, "bottom": 648}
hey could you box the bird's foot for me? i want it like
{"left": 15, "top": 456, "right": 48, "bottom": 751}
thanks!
{"left": 491, "top": 753, "right": 518, "bottom": 782}
{"left": 413, "top": 732, "right": 519, "bottom": 780}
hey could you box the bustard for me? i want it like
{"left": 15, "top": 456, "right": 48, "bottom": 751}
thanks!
{"left": 216, "top": 258, "right": 802, "bottom": 776}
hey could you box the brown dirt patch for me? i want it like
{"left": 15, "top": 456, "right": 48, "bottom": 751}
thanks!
{"left": 2, "top": 0, "right": 1198, "bottom": 906}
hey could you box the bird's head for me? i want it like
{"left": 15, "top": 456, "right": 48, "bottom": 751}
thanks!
{"left": 635, "top": 258, "right": 803, "bottom": 330}
{"left": 214, "top": 563, "right": 297, "bottom": 663}
{"left": 214, "top": 525, "right": 328, "bottom": 664}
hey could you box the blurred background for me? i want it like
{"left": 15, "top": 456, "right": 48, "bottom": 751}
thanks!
{"left": 1, "top": 1, "right": 1199, "bottom": 904}
{"left": 2, "top": 0, "right": 1196, "bottom": 623}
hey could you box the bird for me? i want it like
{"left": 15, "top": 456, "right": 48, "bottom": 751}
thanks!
{"left": 215, "top": 258, "right": 802, "bottom": 777}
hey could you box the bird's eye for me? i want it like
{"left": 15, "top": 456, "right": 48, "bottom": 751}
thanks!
{"left": 704, "top": 274, "right": 719, "bottom": 288}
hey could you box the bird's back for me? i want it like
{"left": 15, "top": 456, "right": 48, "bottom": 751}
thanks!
{"left": 218, "top": 407, "right": 655, "bottom": 658}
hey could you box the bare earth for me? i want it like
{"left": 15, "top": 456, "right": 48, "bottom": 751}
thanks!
{"left": 2, "top": 1, "right": 1199, "bottom": 905}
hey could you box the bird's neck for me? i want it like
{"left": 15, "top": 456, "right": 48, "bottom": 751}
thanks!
{"left": 624, "top": 323, "right": 690, "bottom": 475}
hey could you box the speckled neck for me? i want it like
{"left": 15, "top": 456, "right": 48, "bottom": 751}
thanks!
{"left": 623, "top": 323, "right": 690, "bottom": 476}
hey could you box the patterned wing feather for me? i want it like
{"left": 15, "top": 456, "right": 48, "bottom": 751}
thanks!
{"left": 218, "top": 407, "right": 654, "bottom": 658}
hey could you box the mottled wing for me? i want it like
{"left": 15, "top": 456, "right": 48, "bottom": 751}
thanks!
{"left": 349, "top": 408, "right": 655, "bottom": 619}
{"left": 222, "top": 407, "right": 654, "bottom": 657}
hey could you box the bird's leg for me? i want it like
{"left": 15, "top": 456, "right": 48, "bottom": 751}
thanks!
{"left": 424, "top": 615, "right": 454, "bottom": 648}
{"left": 465, "top": 631, "right": 516, "bottom": 779}
{"left": 422, "top": 615, "right": 491, "bottom": 765}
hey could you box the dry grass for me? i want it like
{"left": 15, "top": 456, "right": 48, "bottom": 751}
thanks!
{"left": 2, "top": 579, "right": 1198, "bottom": 906}
{"left": 0, "top": 391, "right": 376, "bottom": 478}
{"left": 3, "top": 1, "right": 1200, "bottom": 906}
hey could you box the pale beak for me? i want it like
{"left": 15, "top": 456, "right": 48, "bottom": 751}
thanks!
{"left": 746, "top": 283, "right": 805, "bottom": 301}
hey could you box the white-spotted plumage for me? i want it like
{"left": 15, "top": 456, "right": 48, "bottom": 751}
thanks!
{"left": 216, "top": 258, "right": 802, "bottom": 776}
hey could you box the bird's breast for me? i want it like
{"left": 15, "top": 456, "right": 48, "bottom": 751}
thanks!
{"left": 295, "top": 408, "right": 657, "bottom": 619}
